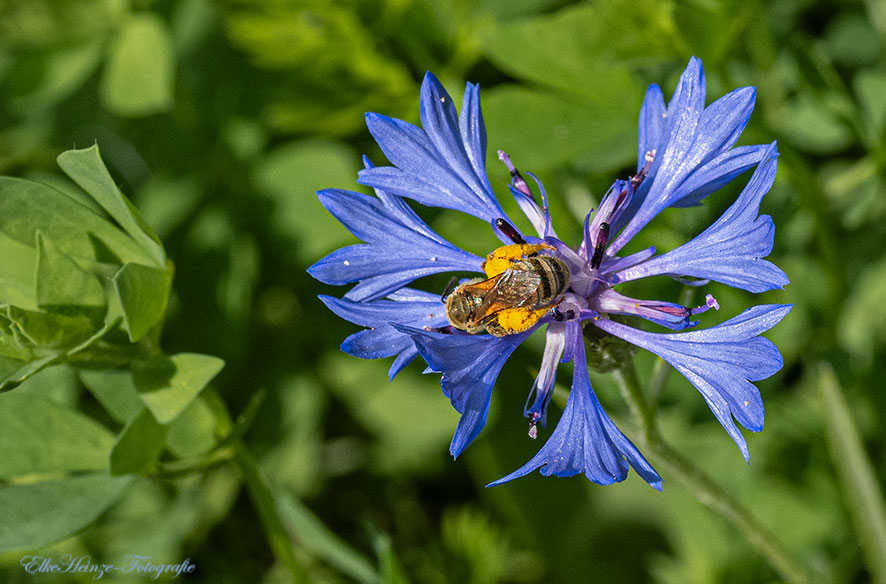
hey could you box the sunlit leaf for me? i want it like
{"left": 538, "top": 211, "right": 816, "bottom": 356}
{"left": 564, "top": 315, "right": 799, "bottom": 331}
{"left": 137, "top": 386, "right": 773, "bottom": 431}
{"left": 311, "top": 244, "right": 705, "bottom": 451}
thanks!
{"left": 483, "top": 85, "right": 636, "bottom": 174}
{"left": 480, "top": 2, "right": 679, "bottom": 96}
{"left": 0, "top": 233, "right": 37, "bottom": 308}
{"left": 35, "top": 231, "right": 106, "bottom": 317}
{"left": 0, "top": 176, "right": 153, "bottom": 265}
{"left": 6, "top": 305, "right": 96, "bottom": 349}
{"left": 100, "top": 13, "right": 175, "bottom": 117}
{"left": 57, "top": 145, "right": 166, "bottom": 266}
{"left": 132, "top": 353, "right": 224, "bottom": 425}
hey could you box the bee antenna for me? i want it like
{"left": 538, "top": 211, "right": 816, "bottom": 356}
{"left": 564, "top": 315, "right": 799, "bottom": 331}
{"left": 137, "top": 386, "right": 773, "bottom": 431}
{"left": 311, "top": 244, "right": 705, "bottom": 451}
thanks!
{"left": 494, "top": 218, "right": 526, "bottom": 244}
{"left": 441, "top": 276, "right": 459, "bottom": 302}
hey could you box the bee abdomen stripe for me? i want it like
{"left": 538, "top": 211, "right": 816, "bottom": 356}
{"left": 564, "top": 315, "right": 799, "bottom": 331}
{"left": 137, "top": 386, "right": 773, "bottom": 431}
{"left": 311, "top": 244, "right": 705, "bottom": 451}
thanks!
{"left": 551, "top": 259, "right": 569, "bottom": 294}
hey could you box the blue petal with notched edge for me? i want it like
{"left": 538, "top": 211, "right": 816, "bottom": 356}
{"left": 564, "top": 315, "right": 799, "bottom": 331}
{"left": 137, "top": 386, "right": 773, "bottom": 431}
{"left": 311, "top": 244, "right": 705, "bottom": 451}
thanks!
{"left": 614, "top": 143, "right": 789, "bottom": 293}
{"left": 396, "top": 325, "right": 529, "bottom": 458}
{"left": 358, "top": 73, "right": 508, "bottom": 223}
{"left": 319, "top": 289, "right": 449, "bottom": 379}
{"left": 594, "top": 304, "right": 792, "bottom": 461}
{"left": 611, "top": 58, "right": 764, "bottom": 254}
{"left": 489, "top": 322, "right": 662, "bottom": 488}
{"left": 307, "top": 188, "right": 483, "bottom": 301}
{"left": 459, "top": 82, "right": 492, "bottom": 194}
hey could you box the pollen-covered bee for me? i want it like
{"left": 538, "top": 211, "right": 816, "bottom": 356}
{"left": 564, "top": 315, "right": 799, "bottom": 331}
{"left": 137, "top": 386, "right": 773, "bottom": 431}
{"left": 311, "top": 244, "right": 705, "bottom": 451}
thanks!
{"left": 444, "top": 244, "right": 571, "bottom": 336}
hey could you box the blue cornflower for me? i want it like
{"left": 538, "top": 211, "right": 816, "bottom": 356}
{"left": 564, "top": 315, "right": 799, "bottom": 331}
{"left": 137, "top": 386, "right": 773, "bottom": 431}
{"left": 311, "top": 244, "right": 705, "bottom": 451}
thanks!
{"left": 309, "top": 57, "right": 790, "bottom": 489}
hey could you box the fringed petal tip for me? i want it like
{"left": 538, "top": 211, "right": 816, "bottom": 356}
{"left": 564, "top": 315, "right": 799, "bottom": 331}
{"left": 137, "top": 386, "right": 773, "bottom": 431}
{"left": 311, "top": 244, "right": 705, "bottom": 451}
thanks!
{"left": 486, "top": 334, "right": 662, "bottom": 489}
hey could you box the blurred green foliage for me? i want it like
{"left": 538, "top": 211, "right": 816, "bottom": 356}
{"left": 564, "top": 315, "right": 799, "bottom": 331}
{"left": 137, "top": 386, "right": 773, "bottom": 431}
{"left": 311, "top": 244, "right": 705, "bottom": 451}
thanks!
{"left": 0, "top": 0, "right": 885, "bottom": 582}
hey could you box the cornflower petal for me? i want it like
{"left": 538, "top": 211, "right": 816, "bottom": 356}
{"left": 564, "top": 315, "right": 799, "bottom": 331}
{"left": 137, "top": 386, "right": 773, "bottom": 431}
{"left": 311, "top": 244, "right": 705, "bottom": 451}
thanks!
{"left": 489, "top": 322, "right": 662, "bottom": 488}
{"left": 307, "top": 188, "right": 483, "bottom": 301}
{"left": 358, "top": 74, "right": 507, "bottom": 222}
{"left": 312, "top": 60, "right": 790, "bottom": 487}
{"left": 396, "top": 326, "right": 531, "bottom": 458}
{"left": 614, "top": 143, "right": 790, "bottom": 293}
{"left": 319, "top": 289, "right": 448, "bottom": 379}
{"left": 459, "top": 81, "right": 494, "bottom": 196}
{"left": 610, "top": 58, "right": 764, "bottom": 255}
{"left": 593, "top": 304, "right": 792, "bottom": 460}
{"left": 637, "top": 84, "right": 666, "bottom": 172}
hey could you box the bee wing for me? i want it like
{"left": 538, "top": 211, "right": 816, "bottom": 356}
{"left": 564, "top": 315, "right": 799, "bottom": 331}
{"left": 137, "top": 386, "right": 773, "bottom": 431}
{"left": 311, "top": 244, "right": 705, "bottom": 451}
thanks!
{"left": 470, "top": 268, "right": 541, "bottom": 323}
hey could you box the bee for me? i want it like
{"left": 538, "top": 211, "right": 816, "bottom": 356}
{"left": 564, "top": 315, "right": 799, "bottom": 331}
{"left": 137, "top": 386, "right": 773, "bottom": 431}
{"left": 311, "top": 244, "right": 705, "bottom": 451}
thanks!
{"left": 444, "top": 244, "right": 571, "bottom": 336}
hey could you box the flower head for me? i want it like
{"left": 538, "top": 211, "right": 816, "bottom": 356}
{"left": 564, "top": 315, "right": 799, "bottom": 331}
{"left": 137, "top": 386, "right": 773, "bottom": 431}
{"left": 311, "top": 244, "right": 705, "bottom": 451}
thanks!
{"left": 309, "top": 58, "right": 790, "bottom": 488}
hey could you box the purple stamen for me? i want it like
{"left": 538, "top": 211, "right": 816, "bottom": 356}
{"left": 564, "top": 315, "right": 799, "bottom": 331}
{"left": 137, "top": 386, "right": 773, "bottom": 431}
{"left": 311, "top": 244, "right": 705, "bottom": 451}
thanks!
{"left": 590, "top": 222, "right": 610, "bottom": 269}
{"left": 631, "top": 150, "right": 655, "bottom": 190}
{"left": 497, "top": 150, "right": 533, "bottom": 199}
{"left": 494, "top": 218, "right": 526, "bottom": 244}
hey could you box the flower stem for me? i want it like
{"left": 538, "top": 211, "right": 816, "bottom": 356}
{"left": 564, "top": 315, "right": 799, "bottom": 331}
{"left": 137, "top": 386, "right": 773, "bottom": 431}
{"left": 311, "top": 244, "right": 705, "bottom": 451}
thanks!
{"left": 202, "top": 389, "right": 307, "bottom": 582}
{"left": 614, "top": 359, "right": 811, "bottom": 584}
{"left": 232, "top": 444, "right": 308, "bottom": 582}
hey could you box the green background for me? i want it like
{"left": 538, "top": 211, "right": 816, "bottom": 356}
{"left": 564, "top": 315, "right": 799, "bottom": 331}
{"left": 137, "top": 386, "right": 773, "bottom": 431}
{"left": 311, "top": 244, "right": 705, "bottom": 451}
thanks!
{"left": 1, "top": 0, "right": 885, "bottom": 582}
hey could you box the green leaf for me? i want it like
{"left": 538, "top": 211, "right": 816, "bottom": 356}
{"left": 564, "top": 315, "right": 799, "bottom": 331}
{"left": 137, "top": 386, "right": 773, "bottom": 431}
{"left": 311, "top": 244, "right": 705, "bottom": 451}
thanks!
{"left": 0, "top": 391, "right": 115, "bottom": 479}
{"left": 254, "top": 139, "right": 358, "bottom": 262}
{"left": 260, "top": 377, "right": 324, "bottom": 496}
{"left": 113, "top": 262, "right": 173, "bottom": 342}
{"left": 109, "top": 408, "right": 168, "bottom": 476}
{"left": 6, "top": 40, "right": 104, "bottom": 115}
{"left": 480, "top": 2, "right": 678, "bottom": 96}
{"left": 57, "top": 145, "right": 166, "bottom": 266}
{"left": 79, "top": 369, "right": 144, "bottom": 424}
{"left": 482, "top": 85, "right": 636, "bottom": 174}
{"left": 369, "top": 525, "right": 410, "bottom": 584}
{"left": 132, "top": 353, "right": 225, "bottom": 425}
{"left": 0, "top": 315, "right": 120, "bottom": 392}
{"left": 0, "top": 231, "right": 37, "bottom": 308}
{"left": 99, "top": 13, "right": 175, "bottom": 117}
{"left": 6, "top": 305, "right": 96, "bottom": 349}
{"left": 854, "top": 69, "right": 886, "bottom": 138}
{"left": 0, "top": 473, "right": 133, "bottom": 552}
{"left": 819, "top": 363, "right": 886, "bottom": 583}
{"left": 0, "top": 176, "right": 153, "bottom": 265}
{"left": 35, "top": 231, "right": 106, "bottom": 316}
{"left": 775, "top": 94, "right": 854, "bottom": 155}
{"left": 166, "top": 397, "right": 218, "bottom": 458}
{"left": 324, "top": 354, "right": 457, "bottom": 474}
{"left": 278, "top": 491, "right": 379, "bottom": 584}
{"left": 838, "top": 255, "right": 886, "bottom": 365}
